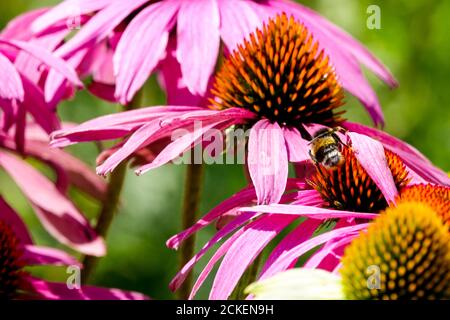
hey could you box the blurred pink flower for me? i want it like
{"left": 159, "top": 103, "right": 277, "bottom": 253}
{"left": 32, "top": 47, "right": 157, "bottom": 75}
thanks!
{"left": 0, "top": 198, "right": 147, "bottom": 300}
{"left": 31, "top": 0, "right": 396, "bottom": 125}
{"left": 0, "top": 35, "right": 82, "bottom": 151}
{"left": 0, "top": 125, "right": 106, "bottom": 256}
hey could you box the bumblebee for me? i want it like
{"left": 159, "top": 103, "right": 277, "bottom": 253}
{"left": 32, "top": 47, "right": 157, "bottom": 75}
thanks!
{"left": 308, "top": 127, "right": 347, "bottom": 169}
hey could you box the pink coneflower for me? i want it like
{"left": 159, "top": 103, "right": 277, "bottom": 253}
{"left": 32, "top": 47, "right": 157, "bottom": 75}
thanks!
{"left": 0, "top": 125, "right": 106, "bottom": 256}
{"left": 32, "top": 0, "right": 395, "bottom": 123}
{"left": 0, "top": 34, "right": 82, "bottom": 150}
{"left": 51, "top": 14, "right": 449, "bottom": 207}
{"left": 167, "top": 143, "right": 417, "bottom": 299}
{"left": 0, "top": 198, "right": 147, "bottom": 300}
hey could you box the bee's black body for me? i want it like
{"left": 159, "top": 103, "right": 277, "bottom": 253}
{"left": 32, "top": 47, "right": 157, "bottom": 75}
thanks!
{"left": 308, "top": 128, "right": 346, "bottom": 169}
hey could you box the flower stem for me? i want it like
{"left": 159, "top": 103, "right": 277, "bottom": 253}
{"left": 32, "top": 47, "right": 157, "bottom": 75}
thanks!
{"left": 230, "top": 253, "right": 262, "bottom": 300}
{"left": 177, "top": 161, "right": 205, "bottom": 300}
{"left": 81, "top": 92, "right": 143, "bottom": 284}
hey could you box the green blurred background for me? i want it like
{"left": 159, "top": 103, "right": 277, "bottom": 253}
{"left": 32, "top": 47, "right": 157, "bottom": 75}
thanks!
{"left": 0, "top": 0, "right": 448, "bottom": 299}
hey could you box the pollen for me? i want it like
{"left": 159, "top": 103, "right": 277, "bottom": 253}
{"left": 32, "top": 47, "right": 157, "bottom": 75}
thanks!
{"left": 397, "top": 184, "right": 449, "bottom": 229}
{"left": 0, "top": 220, "right": 26, "bottom": 299}
{"left": 309, "top": 147, "right": 410, "bottom": 212}
{"left": 341, "top": 202, "right": 450, "bottom": 300}
{"left": 210, "top": 13, "right": 345, "bottom": 126}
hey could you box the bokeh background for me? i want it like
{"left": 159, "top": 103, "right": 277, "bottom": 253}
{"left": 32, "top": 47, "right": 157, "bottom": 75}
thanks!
{"left": 0, "top": 0, "right": 449, "bottom": 299}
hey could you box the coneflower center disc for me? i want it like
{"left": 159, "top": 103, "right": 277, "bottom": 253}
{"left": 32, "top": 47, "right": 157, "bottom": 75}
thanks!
{"left": 0, "top": 220, "right": 25, "bottom": 299}
{"left": 210, "top": 13, "right": 345, "bottom": 127}
{"left": 341, "top": 202, "right": 450, "bottom": 300}
{"left": 309, "top": 147, "right": 410, "bottom": 213}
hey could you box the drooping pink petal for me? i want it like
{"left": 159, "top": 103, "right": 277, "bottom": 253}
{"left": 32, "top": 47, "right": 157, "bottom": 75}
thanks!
{"left": 20, "top": 75, "right": 60, "bottom": 134}
{"left": 0, "top": 52, "right": 24, "bottom": 101}
{"left": 27, "top": 277, "right": 148, "bottom": 300}
{"left": 0, "top": 39, "right": 82, "bottom": 87}
{"left": 157, "top": 38, "right": 205, "bottom": 106}
{"left": 260, "top": 218, "right": 321, "bottom": 280}
{"left": 210, "top": 214, "right": 298, "bottom": 300}
{"left": 167, "top": 186, "right": 257, "bottom": 250}
{"left": 344, "top": 121, "right": 450, "bottom": 186}
{"left": 348, "top": 132, "right": 398, "bottom": 204}
{"left": 217, "top": 0, "right": 264, "bottom": 51}
{"left": 176, "top": 0, "right": 220, "bottom": 95}
{"left": 0, "top": 150, "right": 105, "bottom": 256}
{"left": 31, "top": 0, "right": 112, "bottom": 34}
{"left": 282, "top": 127, "right": 310, "bottom": 162}
{"left": 170, "top": 211, "right": 260, "bottom": 293}
{"left": 248, "top": 120, "right": 288, "bottom": 205}
{"left": 240, "top": 204, "right": 377, "bottom": 220}
{"left": 1, "top": 8, "right": 48, "bottom": 40}
{"left": 114, "top": 1, "right": 179, "bottom": 104}
{"left": 0, "top": 196, "right": 33, "bottom": 244}
{"left": 259, "top": 223, "right": 368, "bottom": 280}
{"left": 23, "top": 245, "right": 80, "bottom": 267}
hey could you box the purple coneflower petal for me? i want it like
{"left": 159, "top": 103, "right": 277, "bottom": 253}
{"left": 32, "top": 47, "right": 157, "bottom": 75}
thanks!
{"left": 259, "top": 223, "right": 368, "bottom": 281}
{"left": 114, "top": 1, "right": 179, "bottom": 104}
{"left": 23, "top": 245, "right": 81, "bottom": 267}
{"left": 240, "top": 204, "right": 377, "bottom": 220}
{"left": 0, "top": 196, "right": 33, "bottom": 244}
{"left": 0, "top": 150, "right": 105, "bottom": 256}
{"left": 344, "top": 121, "right": 450, "bottom": 185}
{"left": 248, "top": 120, "right": 288, "bottom": 205}
{"left": 176, "top": 0, "right": 220, "bottom": 96}
{"left": 210, "top": 214, "right": 297, "bottom": 300}
{"left": 27, "top": 277, "right": 148, "bottom": 300}
{"left": 282, "top": 127, "right": 310, "bottom": 162}
{"left": 348, "top": 132, "right": 398, "bottom": 204}
{"left": 217, "top": 0, "right": 263, "bottom": 51}
{"left": 0, "top": 53, "right": 24, "bottom": 101}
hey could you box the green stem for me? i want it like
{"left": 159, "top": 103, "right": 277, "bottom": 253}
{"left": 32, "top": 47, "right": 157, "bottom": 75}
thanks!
{"left": 230, "top": 253, "right": 262, "bottom": 300}
{"left": 81, "top": 91, "right": 143, "bottom": 284}
{"left": 176, "top": 162, "right": 205, "bottom": 300}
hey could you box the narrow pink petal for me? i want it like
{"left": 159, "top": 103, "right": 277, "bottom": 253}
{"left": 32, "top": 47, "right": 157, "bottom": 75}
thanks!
{"left": 88, "top": 81, "right": 117, "bottom": 103}
{"left": 0, "top": 52, "right": 24, "bottom": 101}
{"left": 260, "top": 218, "right": 322, "bottom": 278}
{"left": 23, "top": 245, "right": 80, "bottom": 267}
{"left": 210, "top": 214, "right": 297, "bottom": 300}
{"left": 114, "top": 1, "right": 179, "bottom": 104}
{"left": 27, "top": 277, "right": 148, "bottom": 300}
{"left": 0, "top": 151, "right": 105, "bottom": 256}
{"left": 167, "top": 186, "right": 256, "bottom": 250}
{"left": 0, "top": 196, "right": 33, "bottom": 244}
{"left": 135, "top": 119, "right": 231, "bottom": 175}
{"left": 248, "top": 120, "right": 289, "bottom": 204}
{"left": 348, "top": 132, "right": 398, "bottom": 204}
{"left": 0, "top": 39, "right": 82, "bottom": 87}
{"left": 31, "top": 0, "right": 111, "bottom": 33}
{"left": 282, "top": 127, "right": 310, "bottom": 162}
{"left": 344, "top": 121, "right": 450, "bottom": 186}
{"left": 176, "top": 0, "right": 219, "bottom": 95}
{"left": 170, "top": 211, "right": 259, "bottom": 292}
{"left": 240, "top": 204, "right": 377, "bottom": 220}
{"left": 2, "top": 8, "right": 48, "bottom": 40}
{"left": 259, "top": 223, "right": 368, "bottom": 280}
{"left": 21, "top": 75, "right": 60, "bottom": 134}
{"left": 218, "top": 0, "right": 264, "bottom": 51}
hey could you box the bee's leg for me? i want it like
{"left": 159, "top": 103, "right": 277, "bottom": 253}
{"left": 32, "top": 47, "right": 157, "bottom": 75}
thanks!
{"left": 309, "top": 150, "right": 318, "bottom": 164}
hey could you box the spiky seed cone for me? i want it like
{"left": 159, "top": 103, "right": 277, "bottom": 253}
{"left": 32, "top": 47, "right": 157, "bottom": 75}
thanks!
{"left": 398, "top": 184, "right": 450, "bottom": 229}
{"left": 0, "top": 220, "right": 26, "bottom": 299}
{"left": 341, "top": 202, "right": 450, "bottom": 300}
{"left": 210, "top": 13, "right": 345, "bottom": 126}
{"left": 309, "top": 148, "right": 410, "bottom": 212}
